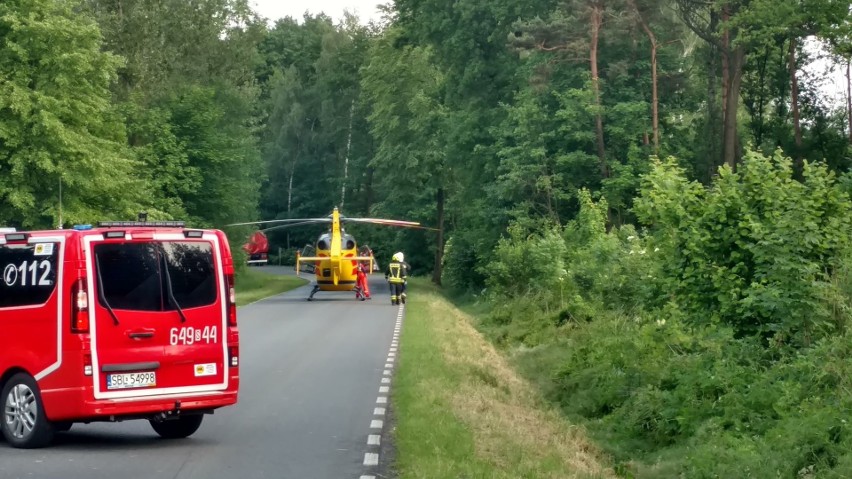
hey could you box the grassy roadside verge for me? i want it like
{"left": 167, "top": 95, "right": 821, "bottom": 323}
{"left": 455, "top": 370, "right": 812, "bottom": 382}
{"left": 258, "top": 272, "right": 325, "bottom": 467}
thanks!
{"left": 394, "top": 279, "right": 613, "bottom": 479}
{"left": 234, "top": 267, "right": 307, "bottom": 306}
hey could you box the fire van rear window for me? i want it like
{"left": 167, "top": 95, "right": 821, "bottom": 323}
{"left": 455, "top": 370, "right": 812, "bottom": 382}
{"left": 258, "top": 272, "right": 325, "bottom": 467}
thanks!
{"left": 0, "top": 243, "right": 58, "bottom": 308}
{"left": 95, "top": 242, "right": 217, "bottom": 311}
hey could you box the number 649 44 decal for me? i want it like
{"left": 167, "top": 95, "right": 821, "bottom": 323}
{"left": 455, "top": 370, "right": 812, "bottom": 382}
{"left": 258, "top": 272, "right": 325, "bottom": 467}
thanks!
{"left": 170, "top": 326, "right": 218, "bottom": 346}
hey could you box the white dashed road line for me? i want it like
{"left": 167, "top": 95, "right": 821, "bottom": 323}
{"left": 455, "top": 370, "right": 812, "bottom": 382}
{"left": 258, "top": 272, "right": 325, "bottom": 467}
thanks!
{"left": 360, "top": 304, "right": 405, "bottom": 477}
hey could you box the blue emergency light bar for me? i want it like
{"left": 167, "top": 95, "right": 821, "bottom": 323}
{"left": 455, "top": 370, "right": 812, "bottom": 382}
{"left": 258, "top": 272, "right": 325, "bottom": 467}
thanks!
{"left": 97, "top": 221, "right": 186, "bottom": 228}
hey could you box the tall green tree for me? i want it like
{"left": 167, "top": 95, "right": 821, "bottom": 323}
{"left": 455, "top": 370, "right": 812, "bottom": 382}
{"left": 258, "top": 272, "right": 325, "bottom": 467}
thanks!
{"left": 0, "top": 0, "right": 142, "bottom": 227}
{"left": 85, "top": 0, "right": 265, "bottom": 226}
{"left": 393, "top": 0, "right": 556, "bottom": 287}
{"left": 361, "top": 28, "right": 447, "bottom": 281}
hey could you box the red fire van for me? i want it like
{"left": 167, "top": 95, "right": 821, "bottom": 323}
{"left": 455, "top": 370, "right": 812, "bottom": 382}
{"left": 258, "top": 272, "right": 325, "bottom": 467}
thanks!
{"left": 0, "top": 221, "right": 239, "bottom": 448}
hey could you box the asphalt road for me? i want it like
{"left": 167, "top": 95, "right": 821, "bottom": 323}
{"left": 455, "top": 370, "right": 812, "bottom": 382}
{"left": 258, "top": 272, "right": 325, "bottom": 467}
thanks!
{"left": 0, "top": 272, "right": 399, "bottom": 479}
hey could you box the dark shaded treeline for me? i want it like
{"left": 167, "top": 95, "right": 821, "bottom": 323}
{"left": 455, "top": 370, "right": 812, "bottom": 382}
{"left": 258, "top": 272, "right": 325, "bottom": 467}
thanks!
{"left": 4, "top": 0, "right": 850, "bottom": 280}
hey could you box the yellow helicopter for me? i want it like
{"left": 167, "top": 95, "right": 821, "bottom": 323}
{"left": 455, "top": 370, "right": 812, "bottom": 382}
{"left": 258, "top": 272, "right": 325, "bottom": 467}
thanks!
{"left": 227, "top": 207, "right": 430, "bottom": 300}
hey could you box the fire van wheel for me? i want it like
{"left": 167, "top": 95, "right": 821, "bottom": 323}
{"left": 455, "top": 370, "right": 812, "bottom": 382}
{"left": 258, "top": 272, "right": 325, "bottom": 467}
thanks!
{"left": 150, "top": 414, "right": 204, "bottom": 439}
{"left": 1, "top": 373, "right": 55, "bottom": 448}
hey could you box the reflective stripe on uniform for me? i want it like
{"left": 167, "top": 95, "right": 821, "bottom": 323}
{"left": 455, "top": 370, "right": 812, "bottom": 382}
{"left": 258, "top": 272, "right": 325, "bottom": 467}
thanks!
{"left": 388, "top": 263, "right": 405, "bottom": 283}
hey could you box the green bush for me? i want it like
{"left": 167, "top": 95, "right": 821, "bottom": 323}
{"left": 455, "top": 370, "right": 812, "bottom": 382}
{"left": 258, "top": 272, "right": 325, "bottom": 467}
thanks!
{"left": 473, "top": 149, "right": 852, "bottom": 477}
{"left": 563, "top": 190, "right": 664, "bottom": 313}
{"left": 486, "top": 223, "right": 567, "bottom": 302}
{"left": 635, "top": 151, "right": 852, "bottom": 346}
{"left": 442, "top": 233, "right": 489, "bottom": 293}
{"left": 545, "top": 307, "right": 852, "bottom": 477}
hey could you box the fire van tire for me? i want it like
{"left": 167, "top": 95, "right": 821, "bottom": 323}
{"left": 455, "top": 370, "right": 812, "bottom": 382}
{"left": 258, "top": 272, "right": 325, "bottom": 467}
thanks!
{"left": 1, "top": 373, "right": 55, "bottom": 448}
{"left": 150, "top": 414, "right": 204, "bottom": 439}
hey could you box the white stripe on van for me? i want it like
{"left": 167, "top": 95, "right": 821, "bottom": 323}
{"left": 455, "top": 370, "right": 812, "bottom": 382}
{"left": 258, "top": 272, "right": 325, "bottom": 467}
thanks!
{"left": 32, "top": 236, "right": 66, "bottom": 381}
{"left": 86, "top": 233, "right": 230, "bottom": 400}
{"left": 0, "top": 235, "right": 68, "bottom": 382}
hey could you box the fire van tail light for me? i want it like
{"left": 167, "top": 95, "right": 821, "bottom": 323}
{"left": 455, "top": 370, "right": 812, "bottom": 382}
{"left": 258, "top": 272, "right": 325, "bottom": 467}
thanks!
{"left": 71, "top": 278, "right": 90, "bottom": 333}
{"left": 83, "top": 352, "right": 93, "bottom": 376}
{"left": 229, "top": 346, "right": 239, "bottom": 367}
{"left": 226, "top": 273, "right": 237, "bottom": 326}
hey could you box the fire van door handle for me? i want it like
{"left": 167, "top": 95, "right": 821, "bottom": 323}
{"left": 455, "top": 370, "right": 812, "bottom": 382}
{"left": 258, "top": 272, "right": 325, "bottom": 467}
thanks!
{"left": 127, "top": 329, "right": 155, "bottom": 340}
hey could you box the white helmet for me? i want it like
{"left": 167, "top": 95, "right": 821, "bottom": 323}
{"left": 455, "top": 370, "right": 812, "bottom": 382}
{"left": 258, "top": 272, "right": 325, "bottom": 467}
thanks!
{"left": 393, "top": 252, "right": 404, "bottom": 262}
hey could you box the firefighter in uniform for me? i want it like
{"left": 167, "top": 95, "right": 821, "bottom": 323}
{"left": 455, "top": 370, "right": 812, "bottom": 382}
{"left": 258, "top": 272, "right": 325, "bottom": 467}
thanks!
{"left": 385, "top": 252, "right": 409, "bottom": 305}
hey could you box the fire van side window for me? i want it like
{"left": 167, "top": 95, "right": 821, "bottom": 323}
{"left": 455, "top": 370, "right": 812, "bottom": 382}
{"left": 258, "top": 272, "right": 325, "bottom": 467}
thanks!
{"left": 94, "top": 242, "right": 217, "bottom": 312}
{"left": 0, "top": 243, "right": 58, "bottom": 308}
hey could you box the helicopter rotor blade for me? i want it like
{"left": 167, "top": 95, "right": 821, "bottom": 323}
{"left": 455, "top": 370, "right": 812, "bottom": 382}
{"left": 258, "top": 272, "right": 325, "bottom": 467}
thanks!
{"left": 225, "top": 218, "right": 331, "bottom": 227}
{"left": 344, "top": 218, "right": 439, "bottom": 231}
{"left": 259, "top": 220, "right": 331, "bottom": 233}
{"left": 344, "top": 218, "right": 420, "bottom": 226}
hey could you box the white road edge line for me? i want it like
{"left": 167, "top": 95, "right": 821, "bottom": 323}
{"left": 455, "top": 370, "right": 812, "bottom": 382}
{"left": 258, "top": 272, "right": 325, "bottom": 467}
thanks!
{"left": 362, "top": 306, "right": 405, "bottom": 475}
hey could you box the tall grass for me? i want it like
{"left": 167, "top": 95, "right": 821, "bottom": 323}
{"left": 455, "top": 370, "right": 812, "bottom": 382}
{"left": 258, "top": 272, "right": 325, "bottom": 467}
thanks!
{"left": 393, "top": 279, "right": 613, "bottom": 479}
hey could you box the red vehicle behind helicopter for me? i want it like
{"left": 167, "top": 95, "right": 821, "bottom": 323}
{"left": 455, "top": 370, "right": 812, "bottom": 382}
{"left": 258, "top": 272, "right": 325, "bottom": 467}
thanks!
{"left": 242, "top": 231, "right": 269, "bottom": 266}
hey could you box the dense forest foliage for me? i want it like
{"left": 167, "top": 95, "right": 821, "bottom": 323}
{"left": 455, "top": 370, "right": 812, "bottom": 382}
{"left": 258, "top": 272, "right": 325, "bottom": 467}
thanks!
{"left": 4, "top": 0, "right": 852, "bottom": 475}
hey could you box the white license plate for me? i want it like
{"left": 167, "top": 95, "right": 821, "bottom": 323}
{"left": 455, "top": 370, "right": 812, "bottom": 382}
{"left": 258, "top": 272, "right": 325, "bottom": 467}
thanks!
{"left": 106, "top": 372, "right": 157, "bottom": 390}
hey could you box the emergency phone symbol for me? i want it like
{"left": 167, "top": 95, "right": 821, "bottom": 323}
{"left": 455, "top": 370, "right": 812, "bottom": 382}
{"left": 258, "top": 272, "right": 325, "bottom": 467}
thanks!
{"left": 3, "top": 264, "right": 17, "bottom": 286}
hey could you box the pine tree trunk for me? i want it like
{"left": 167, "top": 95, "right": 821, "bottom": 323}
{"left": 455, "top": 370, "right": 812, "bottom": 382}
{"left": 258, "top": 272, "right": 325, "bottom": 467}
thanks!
{"left": 723, "top": 45, "right": 744, "bottom": 169}
{"left": 287, "top": 160, "right": 295, "bottom": 215}
{"left": 364, "top": 166, "right": 374, "bottom": 213}
{"left": 789, "top": 38, "right": 803, "bottom": 175}
{"left": 340, "top": 99, "right": 355, "bottom": 208}
{"left": 721, "top": 12, "right": 730, "bottom": 124}
{"left": 629, "top": 0, "right": 660, "bottom": 154}
{"left": 707, "top": 46, "right": 722, "bottom": 177}
{"left": 590, "top": 3, "right": 607, "bottom": 177}
{"left": 649, "top": 40, "right": 659, "bottom": 153}
{"left": 432, "top": 187, "right": 444, "bottom": 285}
{"left": 847, "top": 60, "right": 851, "bottom": 144}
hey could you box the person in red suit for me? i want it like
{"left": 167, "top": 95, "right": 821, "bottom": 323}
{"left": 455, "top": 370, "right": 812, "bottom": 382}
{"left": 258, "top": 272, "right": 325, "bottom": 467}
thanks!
{"left": 355, "top": 261, "right": 371, "bottom": 300}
